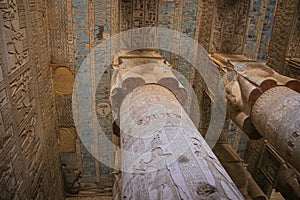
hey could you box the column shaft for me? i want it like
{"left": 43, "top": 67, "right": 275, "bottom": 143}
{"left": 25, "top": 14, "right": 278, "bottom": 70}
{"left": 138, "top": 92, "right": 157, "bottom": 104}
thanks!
{"left": 252, "top": 86, "right": 300, "bottom": 172}
{"left": 120, "top": 84, "right": 243, "bottom": 200}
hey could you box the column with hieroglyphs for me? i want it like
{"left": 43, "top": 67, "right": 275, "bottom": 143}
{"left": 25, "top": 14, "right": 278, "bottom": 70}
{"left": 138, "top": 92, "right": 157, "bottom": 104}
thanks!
{"left": 111, "top": 51, "right": 244, "bottom": 200}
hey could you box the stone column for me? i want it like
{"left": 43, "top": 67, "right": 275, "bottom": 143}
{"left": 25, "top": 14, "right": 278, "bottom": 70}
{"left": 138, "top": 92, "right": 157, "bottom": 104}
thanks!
{"left": 119, "top": 84, "right": 243, "bottom": 200}
{"left": 251, "top": 86, "right": 300, "bottom": 172}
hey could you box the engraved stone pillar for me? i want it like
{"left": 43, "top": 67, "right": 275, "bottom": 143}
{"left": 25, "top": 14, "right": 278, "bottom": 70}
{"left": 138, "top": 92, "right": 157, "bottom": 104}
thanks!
{"left": 119, "top": 84, "right": 244, "bottom": 200}
{"left": 214, "top": 56, "right": 300, "bottom": 142}
{"left": 251, "top": 86, "right": 300, "bottom": 172}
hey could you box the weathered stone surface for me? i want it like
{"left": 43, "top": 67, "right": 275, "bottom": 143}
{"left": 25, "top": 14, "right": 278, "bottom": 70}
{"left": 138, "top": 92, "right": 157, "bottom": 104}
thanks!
{"left": 119, "top": 84, "right": 244, "bottom": 200}
{"left": 70, "top": 0, "right": 115, "bottom": 189}
{"left": 0, "top": 0, "right": 64, "bottom": 199}
{"left": 53, "top": 66, "right": 75, "bottom": 95}
{"left": 196, "top": 0, "right": 215, "bottom": 52}
{"left": 69, "top": 0, "right": 217, "bottom": 191}
{"left": 111, "top": 52, "right": 187, "bottom": 118}
{"left": 286, "top": 58, "right": 300, "bottom": 80}
{"left": 267, "top": 0, "right": 298, "bottom": 74}
{"left": 211, "top": 52, "right": 300, "bottom": 199}
{"left": 246, "top": 0, "right": 277, "bottom": 60}
{"left": 210, "top": 0, "right": 249, "bottom": 54}
{"left": 252, "top": 86, "right": 300, "bottom": 172}
{"left": 287, "top": 5, "right": 300, "bottom": 58}
{"left": 212, "top": 54, "right": 300, "bottom": 143}
{"left": 1, "top": 0, "right": 300, "bottom": 198}
{"left": 48, "top": 0, "right": 75, "bottom": 68}
{"left": 213, "top": 143, "right": 267, "bottom": 200}
{"left": 55, "top": 94, "right": 75, "bottom": 127}
{"left": 276, "top": 165, "right": 300, "bottom": 199}
{"left": 244, "top": 0, "right": 268, "bottom": 60}
{"left": 60, "top": 127, "right": 77, "bottom": 153}
{"left": 66, "top": 197, "right": 112, "bottom": 200}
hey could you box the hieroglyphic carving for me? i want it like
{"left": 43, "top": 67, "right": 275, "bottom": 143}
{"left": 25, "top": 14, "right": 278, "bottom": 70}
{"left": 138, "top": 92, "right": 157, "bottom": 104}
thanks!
{"left": 175, "top": 0, "right": 198, "bottom": 80}
{"left": 48, "top": 0, "right": 75, "bottom": 67}
{"left": 167, "top": 0, "right": 183, "bottom": 78}
{"left": 181, "top": 0, "right": 198, "bottom": 38}
{"left": 69, "top": 0, "right": 116, "bottom": 188}
{"left": 212, "top": 54, "right": 300, "bottom": 143}
{"left": 257, "top": 0, "right": 276, "bottom": 60}
{"left": 144, "top": 0, "right": 158, "bottom": 27}
{"left": 131, "top": 0, "right": 155, "bottom": 28}
{"left": 0, "top": 64, "right": 3, "bottom": 83}
{"left": 72, "top": 0, "right": 89, "bottom": 68}
{"left": 111, "top": 0, "right": 119, "bottom": 35}
{"left": 118, "top": 0, "right": 198, "bottom": 80}
{"left": 157, "top": 0, "right": 175, "bottom": 61}
{"left": 95, "top": 0, "right": 111, "bottom": 44}
{"left": 197, "top": 0, "right": 215, "bottom": 52}
{"left": 257, "top": 142, "right": 285, "bottom": 185}
{"left": 96, "top": 98, "right": 114, "bottom": 188}
{"left": 120, "top": 0, "right": 132, "bottom": 31}
{"left": 9, "top": 68, "right": 35, "bottom": 124}
{"left": 0, "top": 89, "right": 12, "bottom": 131}
{"left": 133, "top": 0, "right": 145, "bottom": 28}
{"left": 119, "top": 0, "right": 158, "bottom": 49}
{"left": 72, "top": 0, "right": 99, "bottom": 184}
{"left": 0, "top": 89, "right": 14, "bottom": 185}
{"left": 1, "top": 0, "right": 29, "bottom": 73}
{"left": 120, "top": 0, "right": 153, "bottom": 46}
{"left": 120, "top": 84, "right": 244, "bottom": 200}
{"left": 19, "top": 114, "right": 42, "bottom": 177}
{"left": 0, "top": 101, "right": 4, "bottom": 136}
{"left": 267, "top": 0, "right": 298, "bottom": 74}
{"left": 287, "top": 4, "right": 300, "bottom": 58}
{"left": 55, "top": 94, "right": 74, "bottom": 127}
{"left": 94, "top": 0, "right": 115, "bottom": 188}
{"left": 210, "top": 0, "right": 249, "bottom": 53}
{"left": 244, "top": 0, "right": 267, "bottom": 59}
{"left": 0, "top": 0, "right": 64, "bottom": 199}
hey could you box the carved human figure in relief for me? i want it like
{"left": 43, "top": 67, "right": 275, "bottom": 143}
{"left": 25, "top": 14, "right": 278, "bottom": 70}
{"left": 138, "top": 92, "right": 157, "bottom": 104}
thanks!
{"left": 126, "top": 146, "right": 189, "bottom": 200}
{"left": 150, "top": 167, "right": 182, "bottom": 200}
{"left": 133, "top": 147, "right": 171, "bottom": 171}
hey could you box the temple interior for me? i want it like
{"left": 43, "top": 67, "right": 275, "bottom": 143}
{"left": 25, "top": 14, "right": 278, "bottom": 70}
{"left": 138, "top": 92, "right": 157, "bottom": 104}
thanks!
{"left": 0, "top": 0, "right": 300, "bottom": 199}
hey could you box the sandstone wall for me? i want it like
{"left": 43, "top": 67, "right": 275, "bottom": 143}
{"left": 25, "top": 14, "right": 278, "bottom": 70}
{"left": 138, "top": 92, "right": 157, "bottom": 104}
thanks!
{"left": 0, "top": 0, "right": 64, "bottom": 199}
{"left": 267, "top": 0, "right": 298, "bottom": 74}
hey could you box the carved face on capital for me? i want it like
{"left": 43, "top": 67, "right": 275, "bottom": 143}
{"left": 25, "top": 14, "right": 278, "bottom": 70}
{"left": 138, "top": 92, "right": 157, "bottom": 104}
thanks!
{"left": 225, "top": 80, "right": 241, "bottom": 108}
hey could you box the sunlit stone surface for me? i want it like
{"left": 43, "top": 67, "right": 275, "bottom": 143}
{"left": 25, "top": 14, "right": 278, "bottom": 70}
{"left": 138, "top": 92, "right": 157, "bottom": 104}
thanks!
{"left": 119, "top": 84, "right": 244, "bottom": 200}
